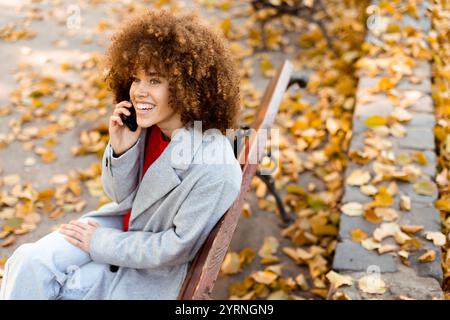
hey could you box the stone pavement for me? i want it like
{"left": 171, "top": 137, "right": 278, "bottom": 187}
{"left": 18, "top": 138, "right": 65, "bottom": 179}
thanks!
{"left": 328, "top": 0, "right": 444, "bottom": 299}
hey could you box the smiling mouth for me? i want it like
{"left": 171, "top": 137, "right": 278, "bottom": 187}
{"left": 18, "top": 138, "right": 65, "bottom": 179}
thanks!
{"left": 136, "top": 103, "right": 156, "bottom": 111}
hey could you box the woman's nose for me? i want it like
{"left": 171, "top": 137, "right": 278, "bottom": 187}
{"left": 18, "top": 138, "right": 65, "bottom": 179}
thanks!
{"left": 135, "top": 83, "right": 150, "bottom": 97}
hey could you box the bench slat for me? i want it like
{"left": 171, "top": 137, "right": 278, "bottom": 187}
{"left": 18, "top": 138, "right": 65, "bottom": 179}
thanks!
{"left": 178, "top": 59, "right": 294, "bottom": 300}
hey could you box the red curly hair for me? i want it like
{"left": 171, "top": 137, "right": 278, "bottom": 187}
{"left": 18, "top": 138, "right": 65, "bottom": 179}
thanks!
{"left": 102, "top": 9, "right": 241, "bottom": 134}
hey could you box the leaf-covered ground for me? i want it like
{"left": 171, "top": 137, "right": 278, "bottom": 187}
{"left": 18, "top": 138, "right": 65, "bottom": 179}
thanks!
{"left": 429, "top": 0, "right": 450, "bottom": 300}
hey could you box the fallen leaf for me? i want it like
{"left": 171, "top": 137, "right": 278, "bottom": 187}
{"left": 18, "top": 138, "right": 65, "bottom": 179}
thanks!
{"left": 425, "top": 232, "right": 446, "bottom": 246}
{"left": 221, "top": 252, "right": 241, "bottom": 275}
{"left": 418, "top": 250, "right": 436, "bottom": 262}
{"left": 374, "top": 207, "right": 398, "bottom": 221}
{"left": 413, "top": 181, "right": 436, "bottom": 196}
{"left": 326, "top": 271, "right": 353, "bottom": 289}
{"left": 251, "top": 270, "right": 278, "bottom": 285}
{"left": 365, "top": 115, "right": 387, "bottom": 128}
{"left": 351, "top": 228, "right": 368, "bottom": 243}
{"left": 358, "top": 274, "right": 386, "bottom": 294}
{"left": 361, "top": 238, "right": 381, "bottom": 251}
{"left": 0, "top": 234, "right": 16, "bottom": 247}
{"left": 341, "top": 202, "right": 363, "bottom": 216}
{"left": 346, "top": 169, "right": 371, "bottom": 186}
{"left": 400, "top": 225, "right": 424, "bottom": 234}
{"left": 400, "top": 195, "right": 411, "bottom": 211}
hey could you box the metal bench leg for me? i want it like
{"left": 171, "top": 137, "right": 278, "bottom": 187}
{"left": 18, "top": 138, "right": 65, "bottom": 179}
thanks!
{"left": 256, "top": 170, "right": 294, "bottom": 225}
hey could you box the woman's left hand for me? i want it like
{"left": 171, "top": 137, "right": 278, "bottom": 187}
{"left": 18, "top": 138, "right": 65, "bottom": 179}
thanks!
{"left": 59, "top": 220, "right": 100, "bottom": 253}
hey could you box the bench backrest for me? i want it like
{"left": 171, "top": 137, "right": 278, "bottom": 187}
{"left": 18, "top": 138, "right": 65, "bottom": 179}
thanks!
{"left": 177, "top": 59, "right": 294, "bottom": 300}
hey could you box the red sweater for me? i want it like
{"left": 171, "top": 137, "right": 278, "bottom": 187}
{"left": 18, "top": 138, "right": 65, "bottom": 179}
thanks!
{"left": 123, "top": 125, "right": 170, "bottom": 231}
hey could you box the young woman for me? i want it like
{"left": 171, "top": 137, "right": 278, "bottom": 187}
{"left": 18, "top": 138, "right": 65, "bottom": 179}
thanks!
{"left": 0, "top": 9, "right": 242, "bottom": 300}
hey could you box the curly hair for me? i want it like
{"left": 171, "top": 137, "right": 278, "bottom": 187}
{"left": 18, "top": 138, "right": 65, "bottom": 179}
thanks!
{"left": 102, "top": 9, "right": 241, "bottom": 134}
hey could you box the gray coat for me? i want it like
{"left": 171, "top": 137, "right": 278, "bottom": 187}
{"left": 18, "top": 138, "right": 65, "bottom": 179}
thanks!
{"left": 80, "top": 124, "right": 242, "bottom": 299}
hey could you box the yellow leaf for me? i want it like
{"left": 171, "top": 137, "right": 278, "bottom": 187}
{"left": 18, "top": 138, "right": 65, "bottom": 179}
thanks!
{"left": 412, "top": 151, "right": 427, "bottom": 165}
{"left": 251, "top": 270, "right": 278, "bottom": 285}
{"left": 365, "top": 115, "right": 386, "bottom": 128}
{"left": 374, "top": 207, "right": 398, "bottom": 222}
{"left": 436, "top": 198, "right": 450, "bottom": 212}
{"left": 358, "top": 274, "right": 386, "bottom": 294}
{"left": 377, "top": 77, "right": 395, "bottom": 91}
{"left": 400, "top": 225, "right": 424, "bottom": 234}
{"left": 361, "top": 238, "right": 381, "bottom": 251}
{"left": 341, "top": 202, "right": 363, "bottom": 216}
{"left": 346, "top": 169, "right": 371, "bottom": 186}
{"left": 266, "top": 290, "right": 289, "bottom": 300}
{"left": 258, "top": 236, "right": 279, "bottom": 259}
{"left": 425, "top": 232, "right": 446, "bottom": 246}
{"left": 373, "top": 186, "right": 394, "bottom": 207}
{"left": 418, "top": 250, "right": 436, "bottom": 262}
{"left": 221, "top": 252, "right": 241, "bottom": 275}
{"left": 413, "top": 181, "right": 436, "bottom": 196}
{"left": 220, "top": 18, "right": 232, "bottom": 38}
{"left": 286, "top": 185, "right": 305, "bottom": 195}
{"left": 239, "top": 247, "right": 256, "bottom": 267}
{"left": 400, "top": 195, "right": 411, "bottom": 211}
{"left": 326, "top": 271, "right": 353, "bottom": 289}
{"left": 351, "top": 228, "right": 368, "bottom": 243}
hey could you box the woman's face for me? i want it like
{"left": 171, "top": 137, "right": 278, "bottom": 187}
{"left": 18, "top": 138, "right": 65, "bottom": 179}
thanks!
{"left": 129, "top": 67, "right": 182, "bottom": 137}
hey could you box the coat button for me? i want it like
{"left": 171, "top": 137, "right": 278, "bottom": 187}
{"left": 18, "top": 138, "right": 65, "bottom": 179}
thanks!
{"left": 109, "top": 265, "right": 119, "bottom": 273}
{"left": 105, "top": 157, "right": 109, "bottom": 167}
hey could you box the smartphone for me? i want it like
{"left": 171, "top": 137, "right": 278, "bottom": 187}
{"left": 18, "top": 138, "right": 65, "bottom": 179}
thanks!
{"left": 120, "top": 101, "right": 138, "bottom": 132}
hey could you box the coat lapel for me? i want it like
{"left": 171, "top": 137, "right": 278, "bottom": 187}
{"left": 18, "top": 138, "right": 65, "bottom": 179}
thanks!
{"left": 129, "top": 124, "right": 203, "bottom": 224}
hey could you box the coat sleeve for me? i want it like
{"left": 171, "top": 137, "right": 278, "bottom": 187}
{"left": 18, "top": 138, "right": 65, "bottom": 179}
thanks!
{"left": 101, "top": 138, "right": 143, "bottom": 204}
{"left": 89, "top": 174, "right": 242, "bottom": 269}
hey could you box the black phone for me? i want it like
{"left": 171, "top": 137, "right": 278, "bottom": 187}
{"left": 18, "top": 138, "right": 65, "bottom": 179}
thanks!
{"left": 120, "top": 101, "right": 138, "bottom": 132}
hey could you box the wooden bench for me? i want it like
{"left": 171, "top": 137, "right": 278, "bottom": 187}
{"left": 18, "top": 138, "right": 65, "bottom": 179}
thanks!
{"left": 178, "top": 59, "right": 302, "bottom": 300}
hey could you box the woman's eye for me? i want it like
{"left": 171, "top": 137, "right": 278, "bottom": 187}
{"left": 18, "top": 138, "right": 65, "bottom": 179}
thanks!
{"left": 150, "top": 78, "right": 160, "bottom": 84}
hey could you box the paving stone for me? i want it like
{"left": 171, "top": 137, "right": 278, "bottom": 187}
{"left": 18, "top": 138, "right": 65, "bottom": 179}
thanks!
{"left": 357, "top": 76, "right": 381, "bottom": 94}
{"left": 411, "top": 60, "right": 432, "bottom": 80}
{"left": 408, "top": 245, "right": 443, "bottom": 284}
{"left": 396, "top": 77, "right": 432, "bottom": 94}
{"left": 396, "top": 178, "right": 439, "bottom": 203}
{"left": 402, "top": 12, "right": 432, "bottom": 32}
{"left": 407, "top": 112, "right": 436, "bottom": 127}
{"left": 354, "top": 97, "right": 394, "bottom": 119}
{"left": 332, "top": 240, "right": 398, "bottom": 272}
{"left": 352, "top": 112, "right": 435, "bottom": 134}
{"left": 342, "top": 178, "right": 438, "bottom": 205}
{"left": 396, "top": 127, "right": 435, "bottom": 150}
{"left": 349, "top": 127, "right": 435, "bottom": 153}
{"left": 398, "top": 202, "right": 442, "bottom": 232}
{"left": 338, "top": 215, "right": 378, "bottom": 241}
{"left": 409, "top": 94, "right": 434, "bottom": 113}
{"left": 345, "top": 148, "right": 436, "bottom": 177}
{"left": 338, "top": 201, "right": 441, "bottom": 240}
{"left": 327, "top": 265, "right": 444, "bottom": 300}
{"left": 331, "top": 0, "right": 442, "bottom": 300}
{"left": 341, "top": 184, "right": 373, "bottom": 204}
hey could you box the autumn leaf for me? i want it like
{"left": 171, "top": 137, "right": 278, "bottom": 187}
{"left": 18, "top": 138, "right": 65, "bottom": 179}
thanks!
{"left": 326, "top": 271, "right": 353, "bottom": 289}
{"left": 346, "top": 169, "right": 371, "bottom": 186}
{"left": 341, "top": 202, "right": 363, "bottom": 216}
{"left": 358, "top": 274, "right": 386, "bottom": 294}
{"left": 251, "top": 270, "right": 278, "bottom": 285}
{"left": 365, "top": 115, "right": 386, "bottom": 128}
{"left": 425, "top": 232, "right": 446, "bottom": 246}
{"left": 418, "top": 250, "right": 436, "bottom": 263}
{"left": 351, "top": 228, "right": 368, "bottom": 243}
{"left": 221, "top": 252, "right": 241, "bottom": 275}
{"left": 413, "top": 181, "right": 436, "bottom": 196}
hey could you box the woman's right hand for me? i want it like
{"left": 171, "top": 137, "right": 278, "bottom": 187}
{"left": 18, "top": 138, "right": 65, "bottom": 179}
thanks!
{"left": 109, "top": 101, "right": 142, "bottom": 156}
